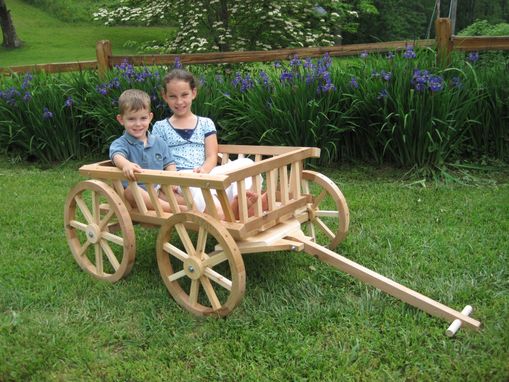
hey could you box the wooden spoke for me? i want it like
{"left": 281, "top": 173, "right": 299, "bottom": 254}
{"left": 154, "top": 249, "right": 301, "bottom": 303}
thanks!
{"left": 203, "top": 251, "right": 228, "bottom": 268}
{"left": 204, "top": 268, "right": 232, "bottom": 290}
{"left": 201, "top": 276, "right": 221, "bottom": 310}
{"left": 95, "top": 244, "right": 103, "bottom": 276}
{"left": 77, "top": 241, "right": 91, "bottom": 257}
{"left": 92, "top": 190, "right": 100, "bottom": 224}
{"left": 163, "top": 242, "right": 189, "bottom": 262}
{"left": 100, "top": 240, "right": 120, "bottom": 271}
{"left": 101, "top": 231, "right": 124, "bottom": 247}
{"left": 301, "top": 170, "right": 350, "bottom": 249}
{"left": 70, "top": 220, "right": 87, "bottom": 232}
{"left": 98, "top": 209, "right": 115, "bottom": 230}
{"left": 189, "top": 280, "right": 200, "bottom": 307}
{"left": 175, "top": 223, "right": 196, "bottom": 256}
{"left": 74, "top": 195, "right": 93, "bottom": 224}
{"left": 156, "top": 211, "right": 245, "bottom": 317}
{"left": 315, "top": 217, "right": 335, "bottom": 240}
{"left": 316, "top": 210, "right": 339, "bottom": 218}
{"left": 312, "top": 190, "right": 327, "bottom": 210}
{"left": 196, "top": 226, "right": 208, "bottom": 257}
{"left": 169, "top": 269, "right": 187, "bottom": 282}
{"left": 65, "top": 180, "right": 135, "bottom": 282}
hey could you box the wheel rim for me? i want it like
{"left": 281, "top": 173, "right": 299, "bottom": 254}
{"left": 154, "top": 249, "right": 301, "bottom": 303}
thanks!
{"left": 301, "top": 170, "right": 349, "bottom": 249}
{"left": 157, "top": 212, "right": 245, "bottom": 317}
{"left": 64, "top": 180, "right": 135, "bottom": 282}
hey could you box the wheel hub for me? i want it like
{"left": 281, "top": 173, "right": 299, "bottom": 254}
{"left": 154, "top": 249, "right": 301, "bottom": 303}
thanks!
{"left": 85, "top": 224, "right": 101, "bottom": 244}
{"left": 183, "top": 257, "right": 204, "bottom": 280}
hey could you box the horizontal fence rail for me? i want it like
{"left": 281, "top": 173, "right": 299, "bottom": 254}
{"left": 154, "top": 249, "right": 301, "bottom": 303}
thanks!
{"left": 1, "top": 18, "right": 509, "bottom": 76}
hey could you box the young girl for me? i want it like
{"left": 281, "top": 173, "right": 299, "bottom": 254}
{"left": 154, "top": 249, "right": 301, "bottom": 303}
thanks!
{"left": 152, "top": 68, "right": 264, "bottom": 219}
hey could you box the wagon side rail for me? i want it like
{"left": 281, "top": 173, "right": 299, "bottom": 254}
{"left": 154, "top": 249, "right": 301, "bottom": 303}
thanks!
{"left": 79, "top": 146, "right": 320, "bottom": 239}
{"left": 213, "top": 146, "right": 320, "bottom": 237}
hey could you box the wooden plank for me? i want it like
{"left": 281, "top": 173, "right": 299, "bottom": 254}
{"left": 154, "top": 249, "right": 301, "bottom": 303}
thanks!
{"left": 452, "top": 36, "right": 509, "bottom": 51}
{"left": 279, "top": 166, "right": 289, "bottom": 204}
{"left": 147, "top": 184, "right": 164, "bottom": 217}
{"left": 237, "top": 180, "right": 248, "bottom": 223}
{"left": 109, "top": 39, "right": 435, "bottom": 67}
{"left": 201, "top": 188, "right": 219, "bottom": 219}
{"left": 161, "top": 185, "right": 181, "bottom": 213}
{"left": 220, "top": 147, "right": 320, "bottom": 184}
{"left": 0, "top": 60, "right": 97, "bottom": 75}
{"left": 216, "top": 190, "right": 236, "bottom": 222}
{"left": 266, "top": 168, "right": 278, "bottom": 211}
{"left": 252, "top": 175, "right": 263, "bottom": 217}
{"left": 289, "top": 161, "right": 302, "bottom": 199}
{"left": 128, "top": 183, "right": 148, "bottom": 214}
{"left": 291, "top": 235, "right": 482, "bottom": 331}
{"left": 79, "top": 165, "right": 229, "bottom": 190}
{"left": 240, "top": 196, "right": 310, "bottom": 236}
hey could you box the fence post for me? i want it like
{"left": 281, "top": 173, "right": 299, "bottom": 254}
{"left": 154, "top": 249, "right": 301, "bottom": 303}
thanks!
{"left": 96, "top": 40, "right": 112, "bottom": 79}
{"left": 435, "top": 18, "right": 452, "bottom": 66}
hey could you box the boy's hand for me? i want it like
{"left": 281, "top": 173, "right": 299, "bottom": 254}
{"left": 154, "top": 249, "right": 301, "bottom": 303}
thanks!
{"left": 122, "top": 162, "right": 143, "bottom": 181}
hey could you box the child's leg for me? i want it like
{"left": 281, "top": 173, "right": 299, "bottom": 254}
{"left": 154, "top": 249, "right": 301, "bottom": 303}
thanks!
{"left": 124, "top": 185, "right": 174, "bottom": 212}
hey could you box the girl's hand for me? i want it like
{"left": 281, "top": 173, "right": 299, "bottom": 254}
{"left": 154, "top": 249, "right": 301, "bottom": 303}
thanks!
{"left": 193, "top": 166, "right": 203, "bottom": 173}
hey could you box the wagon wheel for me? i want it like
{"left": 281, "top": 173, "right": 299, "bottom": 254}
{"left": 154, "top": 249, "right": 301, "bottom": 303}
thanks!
{"left": 301, "top": 170, "right": 349, "bottom": 249}
{"left": 157, "top": 211, "right": 245, "bottom": 317}
{"left": 64, "top": 180, "right": 135, "bottom": 282}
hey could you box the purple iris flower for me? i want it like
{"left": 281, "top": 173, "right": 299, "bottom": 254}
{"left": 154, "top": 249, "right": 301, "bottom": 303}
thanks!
{"left": 467, "top": 51, "right": 479, "bottom": 63}
{"left": 360, "top": 50, "right": 368, "bottom": 58}
{"left": 403, "top": 46, "right": 416, "bottom": 59}
{"left": 42, "top": 107, "right": 54, "bottom": 119}
{"left": 350, "top": 77, "right": 359, "bottom": 89}
{"left": 64, "top": 96, "right": 74, "bottom": 108}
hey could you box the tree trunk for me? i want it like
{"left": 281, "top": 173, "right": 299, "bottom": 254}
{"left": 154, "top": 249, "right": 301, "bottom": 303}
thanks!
{"left": 0, "top": 0, "right": 22, "bottom": 48}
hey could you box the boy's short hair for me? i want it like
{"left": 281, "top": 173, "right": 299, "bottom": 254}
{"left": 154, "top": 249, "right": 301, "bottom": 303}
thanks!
{"left": 118, "top": 89, "right": 151, "bottom": 115}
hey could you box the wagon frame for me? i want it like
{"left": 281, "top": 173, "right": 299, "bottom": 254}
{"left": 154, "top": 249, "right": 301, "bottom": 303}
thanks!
{"left": 64, "top": 144, "right": 481, "bottom": 335}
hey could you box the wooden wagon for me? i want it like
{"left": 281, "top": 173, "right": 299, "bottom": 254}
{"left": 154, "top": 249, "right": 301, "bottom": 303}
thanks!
{"left": 64, "top": 145, "right": 481, "bottom": 335}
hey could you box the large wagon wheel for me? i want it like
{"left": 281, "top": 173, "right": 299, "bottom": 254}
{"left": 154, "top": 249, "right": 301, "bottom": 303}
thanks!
{"left": 64, "top": 180, "right": 135, "bottom": 282}
{"left": 156, "top": 211, "right": 245, "bottom": 317}
{"left": 301, "top": 170, "right": 349, "bottom": 249}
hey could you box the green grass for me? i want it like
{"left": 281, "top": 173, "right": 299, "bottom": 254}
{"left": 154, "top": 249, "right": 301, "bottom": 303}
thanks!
{"left": 1, "top": 160, "right": 508, "bottom": 381}
{"left": 0, "top": 0, "right": 173, "bottom": 67}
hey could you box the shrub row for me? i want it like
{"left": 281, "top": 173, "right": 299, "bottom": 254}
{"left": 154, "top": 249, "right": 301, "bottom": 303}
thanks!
{"left": 1, "top": 48, "right": 508, "bottom": 174}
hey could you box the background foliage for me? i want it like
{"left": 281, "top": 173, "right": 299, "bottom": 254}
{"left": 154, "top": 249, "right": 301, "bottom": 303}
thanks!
{"left": 1, "top": 48, "right": 508, "bottom": 176}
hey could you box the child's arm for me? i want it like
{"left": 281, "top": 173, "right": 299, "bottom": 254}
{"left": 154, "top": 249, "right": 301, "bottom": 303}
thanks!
{"left": 195, "top": 133, "right": 218, "bottom": 173}
{"left": 112, "top": 153, "right": 143, "bottom": 181}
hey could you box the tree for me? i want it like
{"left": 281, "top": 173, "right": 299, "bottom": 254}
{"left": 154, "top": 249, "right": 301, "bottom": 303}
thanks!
{"left": 94, "top": 0, "right": 376, "bottom": 53}
{"left": 0, "top": 0, "right": 22, "bottom": 48}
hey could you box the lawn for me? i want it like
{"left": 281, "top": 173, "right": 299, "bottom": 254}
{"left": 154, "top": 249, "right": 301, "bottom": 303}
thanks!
{"left": 0, "top": 161, "right": 508, "bottom": 381}
{"left": 0, "top": 0, "right": 173, "bottom": 67}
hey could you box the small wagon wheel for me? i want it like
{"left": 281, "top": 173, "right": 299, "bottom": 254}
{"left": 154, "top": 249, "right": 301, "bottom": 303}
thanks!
{"left": 156, "top": 211, "right": 246, "bottom": 317}
{"left": 301, "top": 170, "right": 350, "bottom": 249}
{"left": 64, "top": 180, "right": 135, "bottom": 282}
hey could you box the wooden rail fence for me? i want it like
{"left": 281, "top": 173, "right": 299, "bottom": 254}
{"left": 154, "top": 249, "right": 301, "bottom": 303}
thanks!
{"left": 2, "top": 18, "right": 509, "bottom": 76}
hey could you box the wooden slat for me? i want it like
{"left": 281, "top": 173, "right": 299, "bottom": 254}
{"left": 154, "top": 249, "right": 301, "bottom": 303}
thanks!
{"left": 452, "top": 36, "right": 509, "bottom": 51}
{"left": 278, "top": 166, "right": 289, "bottom": 204}
{"left": 215, "top": 190, "right": 235, "bottom": 222}
{"left": 237, "top": 180, "right": 248, "bottom": 223}
{"left": 161, "top": 185, "right": 181, "bottom": 213}
{"left": 109, "top": 39, "right": 435, "bottom": 67}
{"left": 266, "top": 169, "right": 278, "bottom": 211}
{"left": 291, "top": 161, "right": 302, "bottom": 199}
{"left": 202, "top": 188, "right": 219, "bottom": 219}
{"left": 0, "top": 60, "right": 97, "bottom": 75}
{"left": 129, "top": 183, "right": 148, "bottom": 214}
{"left": 252, "top": 175, "right": 263, "bottom": 217}
{"left": 146, "top": 184, "right": 164, "bottom": 217}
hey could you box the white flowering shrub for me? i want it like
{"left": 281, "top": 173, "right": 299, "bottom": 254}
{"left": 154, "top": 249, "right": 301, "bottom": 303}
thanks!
{"left": 94, "top": 0, "right": 376, "bottom": 52}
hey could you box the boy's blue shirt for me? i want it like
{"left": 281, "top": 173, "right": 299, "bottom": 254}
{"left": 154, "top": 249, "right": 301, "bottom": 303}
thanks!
{"left": 109, "top": 131, "right": 175, "bottom": 170}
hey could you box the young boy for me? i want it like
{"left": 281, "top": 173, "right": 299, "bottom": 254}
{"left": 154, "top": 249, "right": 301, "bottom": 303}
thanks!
{"left": 109, "top": 89, "right": 180, "bottom": 212}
